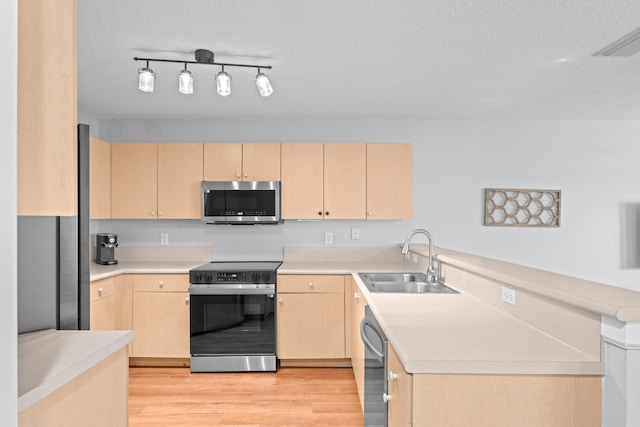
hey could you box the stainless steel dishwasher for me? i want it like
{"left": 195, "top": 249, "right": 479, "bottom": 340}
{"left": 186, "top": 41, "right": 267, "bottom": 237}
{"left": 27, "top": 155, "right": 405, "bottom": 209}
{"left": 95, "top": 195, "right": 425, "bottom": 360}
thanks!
{"left": 360, "top": 306, "right": 388, "bottom": 427}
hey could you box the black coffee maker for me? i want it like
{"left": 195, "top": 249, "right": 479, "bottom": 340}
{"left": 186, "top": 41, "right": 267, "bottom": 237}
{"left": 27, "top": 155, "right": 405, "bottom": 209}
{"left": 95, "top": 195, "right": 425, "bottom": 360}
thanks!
{"left": 96, "top": 233, "right": 118, "bottom": 265}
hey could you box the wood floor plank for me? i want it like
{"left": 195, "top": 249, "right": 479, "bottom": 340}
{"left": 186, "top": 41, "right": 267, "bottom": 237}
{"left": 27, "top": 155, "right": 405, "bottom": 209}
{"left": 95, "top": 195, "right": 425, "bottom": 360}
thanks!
{"left": 129, "top": 367, "right": 364, "bottom": 427}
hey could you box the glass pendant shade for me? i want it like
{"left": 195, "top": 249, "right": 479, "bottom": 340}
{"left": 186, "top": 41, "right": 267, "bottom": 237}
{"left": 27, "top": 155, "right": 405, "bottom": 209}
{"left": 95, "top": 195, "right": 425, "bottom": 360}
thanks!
{"left": 216, "top": 71, "right": 231, "bottom": 96}
{"left": 138, "top": 67, "right": 156, "bottom": 92}
{"left": 178, "top": 69, "right": 193, "bottom": 94}
{"left": 255, "top": 73, "right": 273, "bottom": 97}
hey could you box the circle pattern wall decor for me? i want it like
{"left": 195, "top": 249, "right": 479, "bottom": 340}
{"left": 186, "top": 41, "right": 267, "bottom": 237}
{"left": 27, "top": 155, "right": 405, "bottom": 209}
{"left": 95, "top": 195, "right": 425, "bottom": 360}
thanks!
{"left": 484, "top": 189, "right": 561, "bottom": 227}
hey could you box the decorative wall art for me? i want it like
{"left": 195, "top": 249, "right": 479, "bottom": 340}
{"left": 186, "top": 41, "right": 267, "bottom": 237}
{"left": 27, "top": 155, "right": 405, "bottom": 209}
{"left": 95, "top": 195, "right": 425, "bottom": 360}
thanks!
{"left": 484, "top": 188, "right": 561, "bottom": 227}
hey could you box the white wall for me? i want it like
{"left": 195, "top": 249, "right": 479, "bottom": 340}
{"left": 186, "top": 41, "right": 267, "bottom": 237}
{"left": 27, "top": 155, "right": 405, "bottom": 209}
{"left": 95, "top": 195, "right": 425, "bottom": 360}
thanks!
{"left": 1, "top": 0, "right": 18, "bottom": 424}
{"left": 98, "top": 118, "right": 640, "bottom": 292}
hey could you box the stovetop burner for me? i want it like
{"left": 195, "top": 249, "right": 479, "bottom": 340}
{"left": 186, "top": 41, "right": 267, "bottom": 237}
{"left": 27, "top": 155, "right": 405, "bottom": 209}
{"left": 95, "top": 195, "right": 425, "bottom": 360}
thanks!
{"left": 189, "top": 261, "right": 282, "bottom": 285}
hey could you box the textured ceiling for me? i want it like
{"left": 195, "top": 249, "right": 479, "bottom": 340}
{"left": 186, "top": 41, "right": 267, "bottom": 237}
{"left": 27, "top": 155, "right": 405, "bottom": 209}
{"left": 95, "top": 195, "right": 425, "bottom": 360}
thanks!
{"left": 77, "top": 0, "right": 640, "bottom": 120}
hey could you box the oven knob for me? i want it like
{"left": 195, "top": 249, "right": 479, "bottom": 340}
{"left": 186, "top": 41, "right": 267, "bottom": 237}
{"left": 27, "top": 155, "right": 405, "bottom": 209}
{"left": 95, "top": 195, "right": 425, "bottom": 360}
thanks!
{"left": 252, "top": 272, "right": 260, "bottom": 282}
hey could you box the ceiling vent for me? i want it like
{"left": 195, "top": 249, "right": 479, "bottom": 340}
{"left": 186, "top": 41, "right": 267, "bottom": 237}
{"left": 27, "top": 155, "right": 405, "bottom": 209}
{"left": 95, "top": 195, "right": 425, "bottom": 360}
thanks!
{"left": 594, "top": 27, "right": 640, "bottom": 57}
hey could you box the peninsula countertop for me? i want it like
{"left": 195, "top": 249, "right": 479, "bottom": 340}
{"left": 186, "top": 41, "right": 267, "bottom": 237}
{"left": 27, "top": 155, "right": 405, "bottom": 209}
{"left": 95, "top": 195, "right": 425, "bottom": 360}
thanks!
{"left": 278, "top": 258, "right": 604, "bottom": 376}
{"left": 18, "top": 329, "right": 133, "bottom": 412}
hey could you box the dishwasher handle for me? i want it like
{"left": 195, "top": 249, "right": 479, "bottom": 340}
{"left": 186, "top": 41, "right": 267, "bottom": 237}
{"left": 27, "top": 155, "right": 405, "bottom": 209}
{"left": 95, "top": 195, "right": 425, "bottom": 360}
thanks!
{"left": 360, "top": 317, "right": 385, "bottom": 362}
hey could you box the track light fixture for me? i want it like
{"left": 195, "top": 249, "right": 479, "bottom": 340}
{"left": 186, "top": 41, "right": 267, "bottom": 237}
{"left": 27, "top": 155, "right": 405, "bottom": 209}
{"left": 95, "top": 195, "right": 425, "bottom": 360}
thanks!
{"left": 255, "top": 69, "right": 273, "bottom": 97}
{"left": 133, "top": 49, "right": 273, "bottom": 97}
{"left": 216, "top": 66, "right": 231, "bottom": 96}
{"left": 138, "top": 60, "right": 156, "bottom": 92}
{"left": 178, "top": 64, "right": 193, "bottom": 95}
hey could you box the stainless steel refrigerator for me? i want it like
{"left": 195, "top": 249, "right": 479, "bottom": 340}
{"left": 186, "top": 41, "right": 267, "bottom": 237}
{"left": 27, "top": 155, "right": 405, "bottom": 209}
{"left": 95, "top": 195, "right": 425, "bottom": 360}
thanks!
{"left": 17, "top": 124, "right": 91, "bottom": 333}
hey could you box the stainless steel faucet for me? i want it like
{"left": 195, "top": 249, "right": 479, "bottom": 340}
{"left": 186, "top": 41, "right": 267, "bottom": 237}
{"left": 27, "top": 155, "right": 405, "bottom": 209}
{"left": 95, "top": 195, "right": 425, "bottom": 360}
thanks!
{"left": 401, "top": 229, "right": 438, "bottom": 284}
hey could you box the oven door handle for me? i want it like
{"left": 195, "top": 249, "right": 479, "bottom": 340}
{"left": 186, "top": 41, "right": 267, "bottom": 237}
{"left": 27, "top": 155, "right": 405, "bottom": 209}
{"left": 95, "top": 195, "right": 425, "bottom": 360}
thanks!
{"left": 189, "top": 285, "right": 275, "bottom": 296}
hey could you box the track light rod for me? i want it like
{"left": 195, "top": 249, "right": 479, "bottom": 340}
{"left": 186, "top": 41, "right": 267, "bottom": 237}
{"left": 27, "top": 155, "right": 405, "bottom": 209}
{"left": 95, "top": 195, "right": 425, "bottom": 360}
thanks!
{"left": 133, "top": 56, "right": 272, "bottom": 70}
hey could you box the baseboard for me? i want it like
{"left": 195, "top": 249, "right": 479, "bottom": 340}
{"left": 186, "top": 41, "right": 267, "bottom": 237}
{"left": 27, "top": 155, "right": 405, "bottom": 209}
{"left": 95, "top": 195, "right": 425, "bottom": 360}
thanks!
{"left": 129, "top": 357, "right": 190, "bottom": 368}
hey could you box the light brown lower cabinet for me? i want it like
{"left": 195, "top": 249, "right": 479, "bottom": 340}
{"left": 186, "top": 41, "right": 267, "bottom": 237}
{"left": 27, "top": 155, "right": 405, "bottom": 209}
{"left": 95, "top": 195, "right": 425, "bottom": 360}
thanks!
{"left": 386, "top": 344, "right": 602, "bottom": 427}
{"left": 387, "top": 345, "right": 413, "bottom": 427}
{"left": 277, "top": 275, "right": 346, "bottom": 362}
{"left": 131, "top": 274, "right": 190, "bottom": 358}
{"left": 89, "top": 277, "right": 116, "bottom": 330}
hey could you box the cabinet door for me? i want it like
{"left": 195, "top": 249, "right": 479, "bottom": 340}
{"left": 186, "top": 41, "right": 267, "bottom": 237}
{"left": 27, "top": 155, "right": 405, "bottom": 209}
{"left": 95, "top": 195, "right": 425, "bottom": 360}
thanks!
{"left": 90, "top": 137, "right": 112, "bottom": 219}
{"left": 157, "top": 143, "right": 203, "bottom": 219}
{"left": 111, "top": 143, "right": 158, "bottom": 219}
{"left": 277, "top": 292, "right": 345, "bottom": 359}
{"left": 350, "top": 277, "right": 367, "bottom": 411}
{"left": 90, "top": 278, "right": 116, "bottom": 330}
{"left": 367, "top": 143, "right": 413, "bottom": 220}
{"left": 242, "top": 143, "right": 281, "bottom": 181}
{"left": 132, "top": 291, "right": 190, "bottom": 358}
{"left": 18, "top": 0, "right": 77, "bottom": 216}
{"left": 281, "top": 143, "right": 324, "bottom": 219}
{"left": 203, "top": 143, "right": 242, "bottom": 180}
{"left": 387, "top": 344, "right": 413, "bottom": 427}
{"left": 324, "top": 144, "right": 366, "bottom": 219}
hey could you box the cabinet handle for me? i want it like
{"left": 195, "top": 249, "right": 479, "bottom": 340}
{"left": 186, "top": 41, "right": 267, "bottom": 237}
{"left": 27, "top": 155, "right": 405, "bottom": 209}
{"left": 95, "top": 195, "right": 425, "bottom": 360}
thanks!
{"left": 383, "top": 393, "right": 391, "bottom": 403}
{"left": 243, "top": 173, "right": 248, "bottom": 178}
{"left": 325, "top": 211, "right": 330, "bottom": 216}
{"left": 159, "top": 280, "right": 164, "bottom": 288}
{"left": 317, "top": 211, "right": 323, "bottom": 216}
{"left": 367, "top": 211, "right": 373, "bottom": 216}
{"left": 185, "top": 297, "right": 189, "bottom": 304}
{"left": 389, "top": 371, "right": 398, "bottom": 381}
{"left": 354, "top": 292, "right": 360, "bottom": 299}
{"left": 150, "top": 211, "right": 156, "bottom": 216}
{"left": 278, "top": 298, "right": 283, "bottom": 303}
{"left": 308, "top": 281, "right": 314, "bottom": 287}
{"left": 98, "top": 287, "right": 104, "bottom": 296}
{"left": 158, "top": 210, "right": 163, "bottom": 216}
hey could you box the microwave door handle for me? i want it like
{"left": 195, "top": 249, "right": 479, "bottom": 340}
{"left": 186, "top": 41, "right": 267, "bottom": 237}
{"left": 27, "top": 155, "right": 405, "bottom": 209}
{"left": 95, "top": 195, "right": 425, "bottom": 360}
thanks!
{"left": 360, "top": 318, "right": 385, "bottom": 362}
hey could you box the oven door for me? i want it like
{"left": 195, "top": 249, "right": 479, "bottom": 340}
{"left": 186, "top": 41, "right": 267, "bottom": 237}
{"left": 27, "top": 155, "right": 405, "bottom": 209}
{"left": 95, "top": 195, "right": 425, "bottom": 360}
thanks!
{"left": 189, "top": 284, "right": 276, "bottom": 372}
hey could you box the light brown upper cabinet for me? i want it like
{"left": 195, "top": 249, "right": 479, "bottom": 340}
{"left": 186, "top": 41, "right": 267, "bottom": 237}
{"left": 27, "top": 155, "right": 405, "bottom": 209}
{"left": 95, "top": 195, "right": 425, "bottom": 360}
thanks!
{"left": 366, "top": 143, "right": 413, "bottom": 220}
{"left": 157, "top": 143, "right": 204, "bottom": 219}
{"left": 281, "top": 143, "right": 324, "bottom": 219}
{"left": 281, "top": 143, "right": 366, "bottom": 219}
{"left": 90, "top": 137, "right": 112, "bottom": 219}
{"left": 324, "top": 144, "right": 367, "bottom": 219}
{"left": 111, "top": 143, "right": 203, "bottom": 219}
{"left": 203, "top": 143, "right": 281, "bottom": 181}
{"left": 17, "top": 0, "right": 77, "bottom": 216}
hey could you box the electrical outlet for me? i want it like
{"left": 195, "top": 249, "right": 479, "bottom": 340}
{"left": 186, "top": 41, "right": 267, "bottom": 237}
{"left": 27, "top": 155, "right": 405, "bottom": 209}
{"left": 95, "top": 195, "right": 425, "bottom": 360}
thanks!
{"left": 324, "top": 232, "right": 333, "bottom": 245}
{"left": 501, "top": 287, "right": 517, "bottom": 305}
{"left": 160, "top": 233, "right": 169, "bottom": 246}
{"left": 351, "top": 228, "right": 360, "bottom": 240}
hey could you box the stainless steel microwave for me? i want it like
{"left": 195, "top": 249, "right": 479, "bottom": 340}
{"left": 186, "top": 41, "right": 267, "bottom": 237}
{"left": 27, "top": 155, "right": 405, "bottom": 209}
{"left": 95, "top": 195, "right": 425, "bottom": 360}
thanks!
{"left": 201, "top": 181, "right": 282, "bottom": 224}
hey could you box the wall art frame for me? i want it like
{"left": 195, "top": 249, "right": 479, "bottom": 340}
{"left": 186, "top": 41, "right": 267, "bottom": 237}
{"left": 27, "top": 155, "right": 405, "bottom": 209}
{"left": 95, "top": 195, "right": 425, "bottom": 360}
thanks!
{"left": 484, "top": 188, "right": 561, "bottom": 227}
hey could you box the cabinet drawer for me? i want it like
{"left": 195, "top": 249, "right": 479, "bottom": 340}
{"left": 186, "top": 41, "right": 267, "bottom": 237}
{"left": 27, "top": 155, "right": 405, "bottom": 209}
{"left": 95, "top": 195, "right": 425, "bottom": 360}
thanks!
{"left": 277, "top": 275, "right": 344, "bottom": 293}
{"left": 133, "top": 274, "right": 189, "bottom": 292}
{"left": 90, "top": 277, "right": 115, "bottom": 302}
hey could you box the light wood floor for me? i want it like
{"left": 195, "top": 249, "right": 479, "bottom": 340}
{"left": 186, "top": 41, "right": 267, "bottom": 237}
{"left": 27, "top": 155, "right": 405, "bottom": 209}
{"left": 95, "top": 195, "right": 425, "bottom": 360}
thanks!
{"left": 129, "top": 367, "right": 364, "bottom": 427}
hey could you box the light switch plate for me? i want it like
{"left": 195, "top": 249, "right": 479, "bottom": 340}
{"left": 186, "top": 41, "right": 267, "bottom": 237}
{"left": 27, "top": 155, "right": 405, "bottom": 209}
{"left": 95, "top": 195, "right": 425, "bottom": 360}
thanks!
{"left": 160, "top": 233, "right": 169, "bottom": 246}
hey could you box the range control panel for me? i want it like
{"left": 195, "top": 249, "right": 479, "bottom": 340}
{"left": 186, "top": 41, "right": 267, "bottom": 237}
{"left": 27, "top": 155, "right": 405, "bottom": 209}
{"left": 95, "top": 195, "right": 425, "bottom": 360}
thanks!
{"left": 189, "top": 270, "right": 276, "bottom": 285}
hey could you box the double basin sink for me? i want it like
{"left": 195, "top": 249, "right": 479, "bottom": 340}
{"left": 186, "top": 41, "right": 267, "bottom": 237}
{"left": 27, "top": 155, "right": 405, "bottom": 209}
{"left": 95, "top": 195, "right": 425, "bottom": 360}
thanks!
{"left": 358, "top": 272, "right": 459, "bottom": 294}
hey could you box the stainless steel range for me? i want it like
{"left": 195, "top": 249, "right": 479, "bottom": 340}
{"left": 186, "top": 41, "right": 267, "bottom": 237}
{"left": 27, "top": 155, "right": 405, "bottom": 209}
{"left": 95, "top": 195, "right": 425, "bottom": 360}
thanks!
{"left": 188, "top": 261, "right": 281, "bottom": 372}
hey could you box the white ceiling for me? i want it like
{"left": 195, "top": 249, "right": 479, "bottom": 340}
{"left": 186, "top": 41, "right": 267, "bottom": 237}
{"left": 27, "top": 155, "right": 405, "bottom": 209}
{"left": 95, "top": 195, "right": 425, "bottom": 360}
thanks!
{"left": 78, "top": 0, "right": 640, "bottom": 120}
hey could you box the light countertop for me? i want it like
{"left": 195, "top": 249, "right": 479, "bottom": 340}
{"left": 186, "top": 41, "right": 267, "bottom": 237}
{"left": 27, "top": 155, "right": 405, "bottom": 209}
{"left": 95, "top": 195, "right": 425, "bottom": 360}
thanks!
{"left": 91, "top": 260, "right": 205, "bottom": 281}
{"left": 279, "top": 256, "right": 604, "bottom": 376}
{"left": 18, "top": 329, "right": 133, "bottom": 412}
